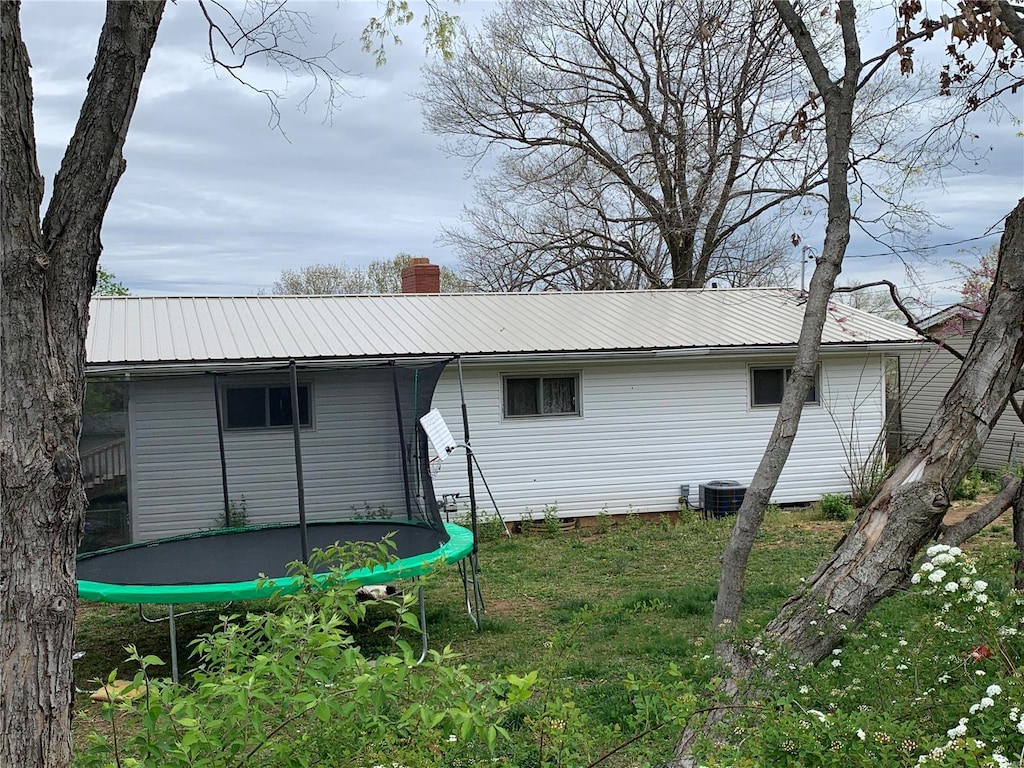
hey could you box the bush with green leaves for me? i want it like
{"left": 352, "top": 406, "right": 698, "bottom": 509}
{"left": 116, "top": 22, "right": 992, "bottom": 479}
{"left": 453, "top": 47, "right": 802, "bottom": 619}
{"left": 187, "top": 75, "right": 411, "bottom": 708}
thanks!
{"left": 76, "top": 540, "right": 530, "bottom": 768}
{"left": 953, "top": 467, "right": 984, "bottom": 501}
{"left": 698, "top": 543, "right": 1024, "bottom": 767}
{"left": 76, "top": 540, "right": 701, "bottom": 768}
{"left": 819, "top": 493, "right": 854, "bottom": 521}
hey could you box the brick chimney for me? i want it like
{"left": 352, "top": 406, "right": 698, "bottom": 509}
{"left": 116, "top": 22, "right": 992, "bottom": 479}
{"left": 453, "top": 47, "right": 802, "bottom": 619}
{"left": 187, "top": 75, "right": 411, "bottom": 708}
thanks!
{"left": 401, "top": 257, "right": 441, "bottom": 294}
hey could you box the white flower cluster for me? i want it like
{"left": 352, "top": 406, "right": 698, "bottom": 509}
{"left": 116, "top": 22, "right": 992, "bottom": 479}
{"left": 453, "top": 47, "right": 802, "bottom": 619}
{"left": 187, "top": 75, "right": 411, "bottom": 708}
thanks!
{"left": 919, "top": 681, "right": 1021, "bottom": 765}
{"left": 1009, "top": 705, "right": 1024, "bottom": 735}
{"left": 947, "top": 717, "right": 970, "bottom": 740}
{"left": 912, "top": 545, "right": 993, "bottom": 616}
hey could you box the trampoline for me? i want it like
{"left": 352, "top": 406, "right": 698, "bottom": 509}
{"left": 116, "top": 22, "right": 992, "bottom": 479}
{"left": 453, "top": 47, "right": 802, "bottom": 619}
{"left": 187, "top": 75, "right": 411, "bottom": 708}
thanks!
{"left": 77, "top": 521, "right": 475, "bottom": 604}
{"left": 76, "top": 358, "right": 485, "bottom": 682}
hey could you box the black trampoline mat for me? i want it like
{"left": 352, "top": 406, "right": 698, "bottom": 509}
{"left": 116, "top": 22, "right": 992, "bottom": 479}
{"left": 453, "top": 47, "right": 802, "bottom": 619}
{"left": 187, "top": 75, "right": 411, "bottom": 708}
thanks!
{"left": 76, "top": 521, "right": 449, "bottom": 587}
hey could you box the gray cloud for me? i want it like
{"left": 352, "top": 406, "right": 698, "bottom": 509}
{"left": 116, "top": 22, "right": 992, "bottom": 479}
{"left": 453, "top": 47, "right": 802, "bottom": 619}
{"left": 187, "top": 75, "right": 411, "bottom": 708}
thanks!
{"left": 18, "top": 1, "right": 1023, "bottom": 308}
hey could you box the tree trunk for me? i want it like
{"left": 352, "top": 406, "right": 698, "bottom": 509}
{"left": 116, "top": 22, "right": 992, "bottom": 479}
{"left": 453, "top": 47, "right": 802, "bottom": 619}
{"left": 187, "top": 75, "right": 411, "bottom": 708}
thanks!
{"left": 675, "top": 0, "right": 1024, "bottom": 762}
{"left": 1, "top": 4, "right": 164, "bottom": 766}
{"left": 712, "top": 0, "right": 861, "bottom": 629}
{"left": 759, "top": 194, "right": 1024, "bottom": 663}
{"left": 673, "top": 196, "right": 1024, "bottom": 767}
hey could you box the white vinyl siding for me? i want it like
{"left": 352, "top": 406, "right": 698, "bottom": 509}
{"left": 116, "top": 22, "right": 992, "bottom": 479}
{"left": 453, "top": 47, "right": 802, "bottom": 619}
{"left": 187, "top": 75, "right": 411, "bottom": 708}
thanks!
{"left": 129, "top": 379, "right": 223, "bottom": 540}
{"left": 129, "top": 370, "right": 418, "bottom": 540}
{"left": 900, "top": 324, "right": 1024, "bottom": 470}
{"left": 127, "top": 352, "right": 890, "bottom": 538}
{"left": 429, "top": 354, "right": 886, "bottom": 520}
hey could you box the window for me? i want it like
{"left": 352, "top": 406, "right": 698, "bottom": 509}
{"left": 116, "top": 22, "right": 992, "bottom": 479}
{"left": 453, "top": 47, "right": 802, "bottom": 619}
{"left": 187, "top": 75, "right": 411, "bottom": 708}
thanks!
{"left": 224, "top": 384, "right": 312, "bottom": 429}
{"left": 750, "top": 366, "right": 819, "bottom": 407}
{"left": 503, "top": 374, "right": 580, "bottom": 418}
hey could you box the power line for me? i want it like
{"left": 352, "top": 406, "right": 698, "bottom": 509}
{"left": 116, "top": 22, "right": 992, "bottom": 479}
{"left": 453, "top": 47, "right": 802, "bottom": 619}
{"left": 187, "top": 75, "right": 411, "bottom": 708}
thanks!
{"left": 844, "top": 231, "right": 1003, "bottom": 259}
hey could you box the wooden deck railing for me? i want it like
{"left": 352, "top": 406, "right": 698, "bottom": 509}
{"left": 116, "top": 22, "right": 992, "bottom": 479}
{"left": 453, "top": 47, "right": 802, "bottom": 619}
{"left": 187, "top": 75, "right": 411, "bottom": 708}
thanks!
{"left": 81, "top": 437, "right": 127, "bottom": 492}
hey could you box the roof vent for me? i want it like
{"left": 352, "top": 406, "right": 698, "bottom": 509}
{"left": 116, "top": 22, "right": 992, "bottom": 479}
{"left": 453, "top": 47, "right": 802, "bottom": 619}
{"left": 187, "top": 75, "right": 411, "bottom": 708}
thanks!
{"left": 699, "top": 481, "right": 746, "bottom": 518}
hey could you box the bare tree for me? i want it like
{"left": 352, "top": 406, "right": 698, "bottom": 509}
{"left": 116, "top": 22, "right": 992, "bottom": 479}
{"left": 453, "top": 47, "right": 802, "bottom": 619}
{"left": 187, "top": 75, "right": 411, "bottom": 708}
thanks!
{"left": 421, "top": 0, "right": 823, "bottom": 290}
{"left": 0, "top": 2, "right": 445, "bottom": 764}
{"left": 271, "top": 254, "right": 470, "bottom": 294}
{"left": 421, "top": 0, "right": 946, "bottom": 292}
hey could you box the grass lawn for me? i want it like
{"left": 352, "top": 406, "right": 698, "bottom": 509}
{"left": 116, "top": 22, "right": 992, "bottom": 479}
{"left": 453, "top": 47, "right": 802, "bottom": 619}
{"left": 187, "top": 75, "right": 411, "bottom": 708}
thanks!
{"left": 72, "top": 503, "right": 1019, "bottom": 762}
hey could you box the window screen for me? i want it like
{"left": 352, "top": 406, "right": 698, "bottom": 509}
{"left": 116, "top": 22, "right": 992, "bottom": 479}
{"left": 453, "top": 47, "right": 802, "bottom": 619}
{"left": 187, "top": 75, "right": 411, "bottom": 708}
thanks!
{"left": 225, "top": 384, "right": 311, "bottom": 429}
{"left": 504, "top": 375, "right": 579, "bottom": 417}
{"left": 750, "top": 367, "right": 818, "bottom": 407}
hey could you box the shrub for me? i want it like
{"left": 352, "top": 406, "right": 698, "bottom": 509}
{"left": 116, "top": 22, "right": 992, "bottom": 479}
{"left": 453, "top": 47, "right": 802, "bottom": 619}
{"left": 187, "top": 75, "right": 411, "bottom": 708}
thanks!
{"left": 844, "top": 441, "right": 890, "bottom": 507}
{"left": 78, "top": 541, "right": 701, "bottom": 768}
{"left": 700, "top": 544, "right": 1024, "bottom": 768}
{"left": 953, "top": 467, "right": 983, "bottom": 501}
{"left": 77, "top": 540, "right": 527, "bottom": 768}
{"left": 820, "top": 493, "right": 854, "bottom": 521}
{"left": 542, "top": 503, "right": 563, "bottom": 535}
{"left": 476, "top": 509, "right": 509, "bottom": 542}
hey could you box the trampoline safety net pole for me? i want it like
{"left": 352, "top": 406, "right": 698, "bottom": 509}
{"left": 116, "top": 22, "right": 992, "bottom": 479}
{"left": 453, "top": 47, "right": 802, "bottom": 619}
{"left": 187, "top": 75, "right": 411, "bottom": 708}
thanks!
{"left": 289, "top": 360, "right": 309, "bottom": 564}
{"left": 392, "top": 361, "right": 415, "bottom": 522}
{"left": 212, "top": 374, "right": 231, "bottom": 527}
{"left": 457, "top": 357, "right": 479, "bottom": 554}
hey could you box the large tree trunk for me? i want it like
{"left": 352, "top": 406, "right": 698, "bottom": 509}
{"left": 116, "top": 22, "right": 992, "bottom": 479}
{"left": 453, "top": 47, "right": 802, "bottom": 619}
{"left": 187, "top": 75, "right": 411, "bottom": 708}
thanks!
{"left": 763, "top": 197, "right": 1024, "bottom": 661}
{"left": 673, "top": 197, "right": 1024, "bottom": 767}
{"left": 1, "top": 4, "right": 164, "bottom": 766}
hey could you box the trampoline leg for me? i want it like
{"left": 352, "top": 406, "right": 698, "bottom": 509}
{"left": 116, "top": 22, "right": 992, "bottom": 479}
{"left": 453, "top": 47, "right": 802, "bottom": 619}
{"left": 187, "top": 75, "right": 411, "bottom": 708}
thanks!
{"left": 471, "top": 554, "right": 485, "bottom": 628}
{"left": 137, "top": 603, "right": 182, "bottom": 683}
{"left": 417, "top": 585, "right": 428, "bottom": 664}
{"left": 459, "top": 553, "right": 485, "bottom": 630}
{"left": 168, "top": 604, "right": 179, "bottom": 685}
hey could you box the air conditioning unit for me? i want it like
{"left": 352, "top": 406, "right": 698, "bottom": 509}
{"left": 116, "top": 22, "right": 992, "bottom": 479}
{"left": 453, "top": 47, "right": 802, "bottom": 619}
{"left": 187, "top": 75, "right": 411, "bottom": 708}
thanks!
{"left": 699, "top": 481, "right": 746, "bottom": 518}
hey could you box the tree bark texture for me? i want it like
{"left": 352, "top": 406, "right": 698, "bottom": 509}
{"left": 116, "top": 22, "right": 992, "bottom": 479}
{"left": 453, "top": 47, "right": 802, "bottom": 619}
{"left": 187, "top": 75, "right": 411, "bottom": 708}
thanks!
{"left": 1, "top": 3, "right": 164, "bottom": 766}
{"left": 712, "top": 0, "right": 861, "bottom": 630}
{"left": 761, "top": 195, "right": 1024, "bottom": 663}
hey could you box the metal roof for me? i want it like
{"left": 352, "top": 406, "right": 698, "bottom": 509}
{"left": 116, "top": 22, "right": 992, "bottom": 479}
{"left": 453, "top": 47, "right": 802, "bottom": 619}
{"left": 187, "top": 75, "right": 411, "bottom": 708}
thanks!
{"left": 86, "top": 289, "right": 923, "bottom": 371}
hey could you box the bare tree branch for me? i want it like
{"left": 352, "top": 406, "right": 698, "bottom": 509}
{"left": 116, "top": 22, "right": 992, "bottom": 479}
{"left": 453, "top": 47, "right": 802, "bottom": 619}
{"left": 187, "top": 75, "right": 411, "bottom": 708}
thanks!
{"left": 937, "top": 473, "right": 1021, "bottom": 546}
{"left": 424, "top": 0, "right": 815, "bottom": 291}
{"left": 197, "top": 0, "right": 355, "bottom": 133}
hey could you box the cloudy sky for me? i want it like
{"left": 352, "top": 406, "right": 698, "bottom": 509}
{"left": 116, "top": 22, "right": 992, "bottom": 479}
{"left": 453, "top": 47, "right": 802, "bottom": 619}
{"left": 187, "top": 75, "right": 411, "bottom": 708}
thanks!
{"left": 19, "top": 0, "right": 1023, "bottom": 308}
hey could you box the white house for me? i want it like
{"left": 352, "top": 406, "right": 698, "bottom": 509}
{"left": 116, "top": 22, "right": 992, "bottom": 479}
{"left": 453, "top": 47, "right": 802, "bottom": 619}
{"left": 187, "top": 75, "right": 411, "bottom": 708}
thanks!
{"left": 82, "top": 271, "right": 923, "bottom": 545}
{"left": 899, "top": 305, "right": 1024, "bottom": 471}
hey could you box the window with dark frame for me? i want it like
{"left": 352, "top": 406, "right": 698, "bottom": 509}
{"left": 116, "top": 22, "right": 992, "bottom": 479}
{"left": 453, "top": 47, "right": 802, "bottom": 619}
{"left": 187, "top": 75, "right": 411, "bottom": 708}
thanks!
{"left": 503, "top": 374, "right": 580, "bottom": 418}
{"left": 750, "top": 366, "right": 819, "bottom": 407}
{"left": 224, "top": 384, "right": 312, "bottom": 430}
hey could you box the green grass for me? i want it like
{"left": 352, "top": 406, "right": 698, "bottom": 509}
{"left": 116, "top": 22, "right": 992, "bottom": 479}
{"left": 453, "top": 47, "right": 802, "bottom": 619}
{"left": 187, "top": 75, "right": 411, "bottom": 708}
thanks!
{"left": 72, "top": 507, "right": 1015, "bottom": 757}
{"left": 73, "top": 512, "right": 833, "bottom": 709}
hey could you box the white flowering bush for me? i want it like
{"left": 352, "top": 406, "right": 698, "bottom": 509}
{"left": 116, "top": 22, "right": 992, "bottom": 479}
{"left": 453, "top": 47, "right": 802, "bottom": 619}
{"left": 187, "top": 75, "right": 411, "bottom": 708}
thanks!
{"left": 700, "top": 544, "right": 1024, "bottom": 767}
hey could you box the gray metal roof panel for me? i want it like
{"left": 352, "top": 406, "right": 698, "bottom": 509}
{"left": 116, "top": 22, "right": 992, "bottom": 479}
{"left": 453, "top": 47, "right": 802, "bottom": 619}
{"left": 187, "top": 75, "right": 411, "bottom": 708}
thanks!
{"left": 86, "top": 289, "right": 923, "bottom": 367}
